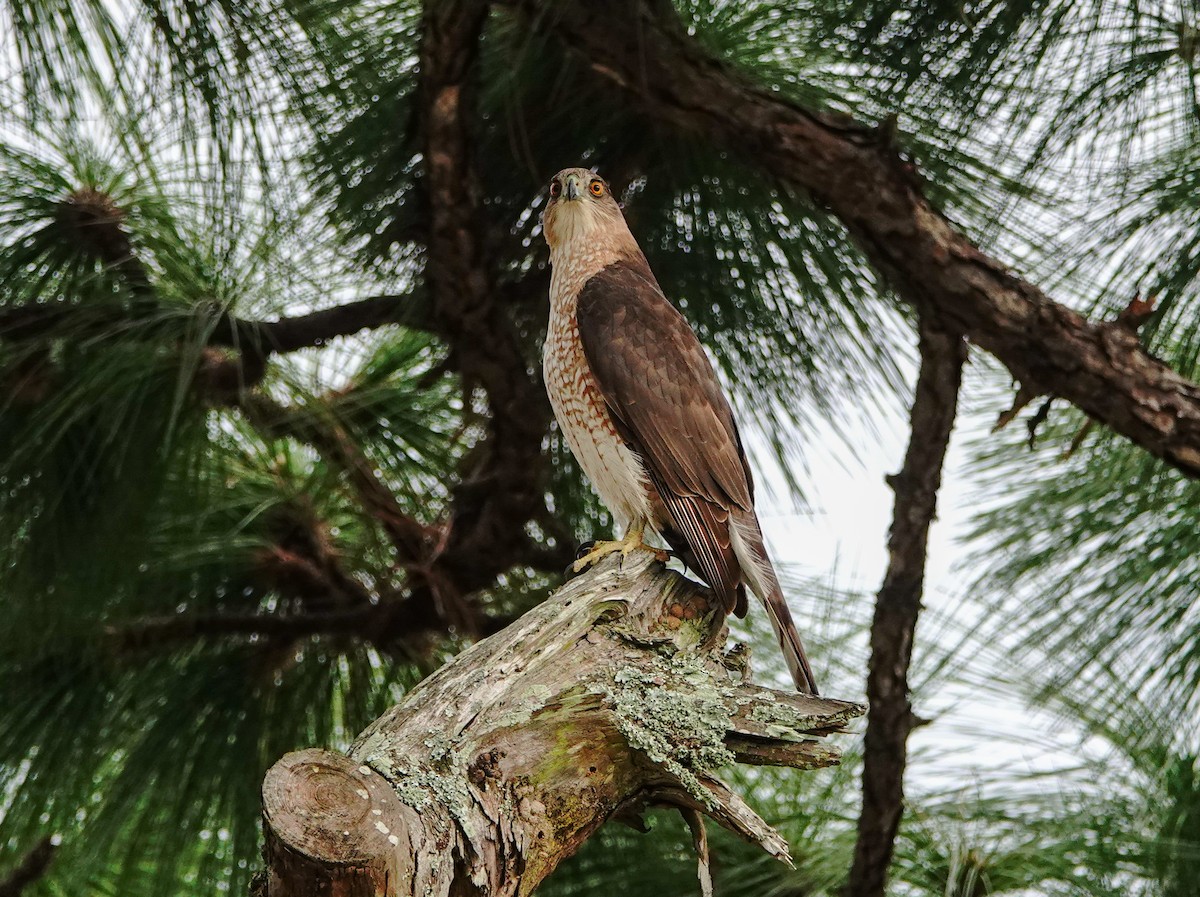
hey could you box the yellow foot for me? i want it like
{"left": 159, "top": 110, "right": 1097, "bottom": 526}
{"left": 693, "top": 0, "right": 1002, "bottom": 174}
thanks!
{"left": 571, "top": 528, "right": 669, "bottom": 575}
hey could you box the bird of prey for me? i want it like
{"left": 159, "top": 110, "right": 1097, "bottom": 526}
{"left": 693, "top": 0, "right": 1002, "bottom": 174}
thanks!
{"left": 541, "top": 167, "right": 818, "bottom": 694}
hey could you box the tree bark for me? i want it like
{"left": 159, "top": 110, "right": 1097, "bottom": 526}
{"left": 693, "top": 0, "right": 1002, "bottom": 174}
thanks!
{"left": 504, "top": 0, "right": 1200, "bottom": 479}
{"left": 845, "top": 321, "right": 965, "bottom": 897}
{"left": 261, "top": 553, "right": 862, "bottom": 896}
{"left": 416, "top": 0, "right": 560, "bottom": 595}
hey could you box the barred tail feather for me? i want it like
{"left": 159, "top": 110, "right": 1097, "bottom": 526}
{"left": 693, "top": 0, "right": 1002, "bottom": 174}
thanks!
{"left": 729, "top": 513, "right": 819, "bottom": 695}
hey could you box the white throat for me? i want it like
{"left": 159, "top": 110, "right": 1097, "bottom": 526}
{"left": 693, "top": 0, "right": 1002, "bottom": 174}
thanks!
{"left": 546, "top": 204, "right": 638, "bottom": 313}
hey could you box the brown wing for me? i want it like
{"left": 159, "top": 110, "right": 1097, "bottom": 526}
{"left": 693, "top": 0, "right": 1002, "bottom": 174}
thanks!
{"left": 575, "top": 255, "right": 754, "bottom": 614}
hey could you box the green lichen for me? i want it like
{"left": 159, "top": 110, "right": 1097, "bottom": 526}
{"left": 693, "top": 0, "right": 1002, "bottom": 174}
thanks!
{"left": 357, "top": 743, "right": 477, "bottom": 841}
{"left": 747, "top": 699, "right": 823, "bottom": 737}
{"left": 491, "top": 683, "right": 555, "bottom": 730}
{"left": 421, "top": 733, "right": 456, "bottom": 765}
{"left": 604, "top": 648, "right": 735, "bottom": 808}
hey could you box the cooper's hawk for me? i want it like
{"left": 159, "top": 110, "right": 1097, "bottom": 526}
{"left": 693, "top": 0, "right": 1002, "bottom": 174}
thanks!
{"left": 542, "top": 167, "right": 818, "bottom": 694}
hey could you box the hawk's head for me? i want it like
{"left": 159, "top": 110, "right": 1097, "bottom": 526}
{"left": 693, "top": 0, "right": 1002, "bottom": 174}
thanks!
{"left": 542, "top": 168, "right": 629, "bottom": 254}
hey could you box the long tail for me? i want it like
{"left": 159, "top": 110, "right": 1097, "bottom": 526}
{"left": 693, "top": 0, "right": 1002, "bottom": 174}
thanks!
{"left": 762, "top": 583, "right": 819, "bottom": 695}
{"left": 730, "top": 513, "right": 819, "bottom": 695}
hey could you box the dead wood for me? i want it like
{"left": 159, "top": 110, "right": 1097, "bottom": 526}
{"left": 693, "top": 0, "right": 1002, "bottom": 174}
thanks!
{"left": 262, "top": 552, "right": 862, "bottom": 896}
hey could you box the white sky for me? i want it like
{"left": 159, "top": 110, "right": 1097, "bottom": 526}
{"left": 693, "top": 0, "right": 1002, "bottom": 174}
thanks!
{"left": 754, "top": 356, "right": 1104, "bottom": 797}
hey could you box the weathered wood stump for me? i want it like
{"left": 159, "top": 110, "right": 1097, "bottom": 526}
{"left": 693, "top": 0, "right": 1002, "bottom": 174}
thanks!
{"left": 261, "top": 552, "right": 863, "bottom": 896}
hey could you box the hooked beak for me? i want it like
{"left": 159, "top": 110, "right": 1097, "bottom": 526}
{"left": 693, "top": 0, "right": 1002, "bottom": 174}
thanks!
{"left": 563, "top": 173, "right": 581, "bottom": 201}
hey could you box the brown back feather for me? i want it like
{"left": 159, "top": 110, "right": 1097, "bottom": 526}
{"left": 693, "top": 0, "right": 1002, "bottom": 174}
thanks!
{"left": 575, "top": 254, "right": 754, "bottom": 615}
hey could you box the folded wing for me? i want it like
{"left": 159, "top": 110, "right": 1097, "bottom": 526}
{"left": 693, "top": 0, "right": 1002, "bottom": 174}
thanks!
{"left": 575, "top": 254, "right": 754, "bottom": 615}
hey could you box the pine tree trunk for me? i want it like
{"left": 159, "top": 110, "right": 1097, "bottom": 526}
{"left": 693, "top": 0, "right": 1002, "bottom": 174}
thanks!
{"left": 260, "top": 552, "right": 862, "bottom": 896}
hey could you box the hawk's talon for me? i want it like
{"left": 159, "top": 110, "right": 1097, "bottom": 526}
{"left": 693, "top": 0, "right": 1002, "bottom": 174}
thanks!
{"left": 568, "top": 526, "right": 669, "bottom": 576}
{"left": 563, "top": 541, "right": 597, "bottom": 579}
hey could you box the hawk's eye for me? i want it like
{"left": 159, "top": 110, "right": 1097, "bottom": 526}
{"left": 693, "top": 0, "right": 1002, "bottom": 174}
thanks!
{"left": 549, "top": 180, "right": 562, "bottom": 198}
{"left": 589, "top": 180, "right": 605, "bottom": 197}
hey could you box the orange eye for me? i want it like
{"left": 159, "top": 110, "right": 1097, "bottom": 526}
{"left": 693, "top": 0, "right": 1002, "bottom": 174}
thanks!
{"left": 589, "top": 180, "right": 605, "bottom": 196}
{"left": 549, "top": 180, "right": 562, "bottom": 198}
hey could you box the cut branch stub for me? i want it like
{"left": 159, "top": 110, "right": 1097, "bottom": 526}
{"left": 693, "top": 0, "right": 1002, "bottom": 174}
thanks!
{"left": 262, "top": 751, "right": 420, "bottom": 896}
{"left": 262, "top": 553, "right": 862, "bottom": 896}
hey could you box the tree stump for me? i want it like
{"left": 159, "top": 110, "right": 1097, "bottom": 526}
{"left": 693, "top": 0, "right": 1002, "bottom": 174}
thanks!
{"left": 261, "top": 552, "right": 864, "bottom": 896}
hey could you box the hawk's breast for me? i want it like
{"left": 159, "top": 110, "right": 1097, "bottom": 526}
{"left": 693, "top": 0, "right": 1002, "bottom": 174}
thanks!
{"left": 544, "top": 274, "right": 652, "bottom": 530}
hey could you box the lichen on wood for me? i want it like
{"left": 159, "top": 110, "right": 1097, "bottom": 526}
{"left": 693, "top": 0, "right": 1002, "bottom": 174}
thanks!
{"left": 261, "top": 551, "right": 864, "bottom": 897}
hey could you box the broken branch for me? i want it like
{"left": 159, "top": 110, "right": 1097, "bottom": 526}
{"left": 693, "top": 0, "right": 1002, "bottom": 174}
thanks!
{"left": 261, "top": 552, "right": 862, "bottom": 896}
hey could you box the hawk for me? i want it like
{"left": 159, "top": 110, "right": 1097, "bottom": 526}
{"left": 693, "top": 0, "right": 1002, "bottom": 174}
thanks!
{"left": 541, "top": 167, "right": 818, "bottom": 694}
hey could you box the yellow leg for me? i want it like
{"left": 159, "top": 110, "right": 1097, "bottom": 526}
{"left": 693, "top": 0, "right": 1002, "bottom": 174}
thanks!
{"left": 571, "top": 523, "right": 668, "bottom": 574}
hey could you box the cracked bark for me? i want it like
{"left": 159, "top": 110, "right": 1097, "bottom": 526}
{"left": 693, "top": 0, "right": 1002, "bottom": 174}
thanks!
{"left": 845, "top": 319, "right": 965, "bottom": 897}
{"left": 503, "top": 0, "right": 1200, "bottom": 479}
{"left": 261, "top": 553, "right": 862, "bottom": 897}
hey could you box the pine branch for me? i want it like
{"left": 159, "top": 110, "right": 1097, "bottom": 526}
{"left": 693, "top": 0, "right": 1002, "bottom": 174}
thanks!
{"left": 104, "top": 597, "right": 459, "bottom": 653}
{"left": 1, "top": 183, "right": 431, "bottom": 378}
{"left": 0, "top": 836, "right": 57, "bottom": 897}
{"left": 104, "top": 608, "right": 380, "bottom": 651}
{"left": 504, "top": 0, "right": 1200, "bottom": 479}
{"left": 846, "top": 319, "right": 965, "bottom": 897}
{"left": 413, "top": 0, "right": 566, "bottom": 595}
{"left": 4, "top": 170, "right": 568, "bottom": 637}
{"left": 0, "top": 294, "right": 419, "bottom": 358}
{"left": 56, "top": 188, "right": 152, "bottom": 293}
{"left": 238, "top": 393, "right": 507, "bottom": 637}
{"left": 211, "top": 294, "right": 425, "bottom": 353}
{"left": 240, "top": 394, "right": 437, "bottom": 569}
{"left": 103, "top": 534, "right": 456, "bottom": 654}
{"left": 255, "top": 543, "right": 374, "bottom": 612}
{"left": 993, "top": 292, "right": 1159, "bottom": 445}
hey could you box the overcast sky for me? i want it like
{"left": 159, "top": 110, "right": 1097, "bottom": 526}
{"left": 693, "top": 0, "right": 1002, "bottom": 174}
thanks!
{"left": 755, "top": 356, "right": 1100, "bottom": 796}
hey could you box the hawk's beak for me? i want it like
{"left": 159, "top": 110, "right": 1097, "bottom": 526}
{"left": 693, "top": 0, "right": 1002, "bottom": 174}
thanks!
{"left": 564, "top": 174, "right": 581, "bottom": 201}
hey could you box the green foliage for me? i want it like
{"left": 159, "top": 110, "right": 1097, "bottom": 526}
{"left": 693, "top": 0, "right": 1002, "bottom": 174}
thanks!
{"left": 0, "top": 645, "right": 414, "bottom": 896}
{"left": 0, "top": 53, "right": 457, "bottom": 891}
{"left": 966, "top": 365, "right": 1200, "bottom": 894}
{"left": 970, "top": 389, "right": 1200, "bottom": 718}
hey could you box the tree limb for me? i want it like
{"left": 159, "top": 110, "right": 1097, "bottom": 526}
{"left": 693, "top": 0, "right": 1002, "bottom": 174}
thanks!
{"left": 503, "top": 0, "right": 1200, "bottom": 478}
{"left": 105, "top": 608, "right": 381, "bottom": 651}
{"left": 1, "top": 184, "right": 423, "bottom": 367}
{"left": 845, "top": 319, "right": 965, "bottom": 897}
{"left": 216, "top": 294, "right": 423, "bottom": 353}
{"left": 261, "top": 552, "right": 864, "bottom": 896}
{"left": 0, "top": 836, "right": 57, "bottom": 897}
{"left": 0, "top": 293, "right": 418, "bottom": 356}
{"left": 104, "top": 592, "right": 464, "bottom": 655}
{"left": 413, "top": 0, "right": 568, "bottom": 596}
{"left": 1, "top": 194, "right": 425, "bottom": 403}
